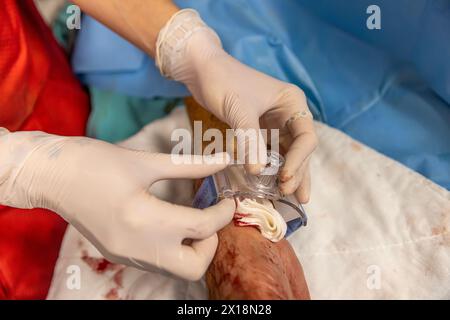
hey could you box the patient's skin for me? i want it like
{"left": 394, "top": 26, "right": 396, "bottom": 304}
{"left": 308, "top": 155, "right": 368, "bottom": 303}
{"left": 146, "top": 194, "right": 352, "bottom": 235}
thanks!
{"left": 206, "top": 222, "right": 310, "bottom": 300}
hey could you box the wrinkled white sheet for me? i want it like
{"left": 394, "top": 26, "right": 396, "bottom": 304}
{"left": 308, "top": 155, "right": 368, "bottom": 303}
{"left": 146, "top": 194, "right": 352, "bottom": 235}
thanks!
{"left": 47, "top": 107, "right": 450, "bottom": 300}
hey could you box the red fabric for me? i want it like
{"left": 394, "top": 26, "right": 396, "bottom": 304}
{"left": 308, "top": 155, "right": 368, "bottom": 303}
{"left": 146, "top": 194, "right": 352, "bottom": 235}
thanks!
{"left": 0, "top": 0, "right": 90, "bottom": 299}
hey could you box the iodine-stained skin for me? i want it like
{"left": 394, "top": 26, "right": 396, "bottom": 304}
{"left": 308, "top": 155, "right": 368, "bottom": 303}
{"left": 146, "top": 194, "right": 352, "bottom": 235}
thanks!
{"left": 206, "top": 222, "right": 310, "bottom": 300}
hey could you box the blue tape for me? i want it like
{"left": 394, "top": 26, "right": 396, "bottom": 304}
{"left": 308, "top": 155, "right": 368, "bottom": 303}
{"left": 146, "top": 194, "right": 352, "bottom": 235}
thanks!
{"left": 192, "top": 176, "right": 218, "bottom": 209}
{"left": 285, "top": 218, "right": 304, "bottom": 238}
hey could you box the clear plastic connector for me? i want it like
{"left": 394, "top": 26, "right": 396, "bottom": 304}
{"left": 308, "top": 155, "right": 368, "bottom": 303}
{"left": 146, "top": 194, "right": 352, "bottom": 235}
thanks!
{"left": 193, "top": 151, "right": 307, "bottom": 236}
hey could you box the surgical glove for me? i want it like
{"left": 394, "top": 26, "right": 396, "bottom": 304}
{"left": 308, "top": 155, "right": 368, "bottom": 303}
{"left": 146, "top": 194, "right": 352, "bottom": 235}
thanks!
{"left": 156, "top": 9, "right": 318, "bottom": 203}
{"left": 0, "top": 129, "right": 235, "bottom": 280}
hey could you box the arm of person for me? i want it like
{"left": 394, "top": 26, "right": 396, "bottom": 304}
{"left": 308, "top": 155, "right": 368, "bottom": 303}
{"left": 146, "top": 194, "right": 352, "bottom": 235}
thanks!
{"left": 71, "top": 0, "right": 318, "bottom": 202}
{"left": 71, "top": 0, "right": 179, "bottom": 57}
{"left": 0, "top": 0, "right": 237, "bottom": 281}
{"left": 0, "top": 128, "right": 235, "bottom": 281}
{"left": 207, "top": 222, "right": 310, "bottom": 300}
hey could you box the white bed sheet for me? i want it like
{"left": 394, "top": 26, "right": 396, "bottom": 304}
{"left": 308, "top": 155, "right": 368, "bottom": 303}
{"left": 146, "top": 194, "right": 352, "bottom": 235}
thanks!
{"left": 47, "top": 107, "right": 450, "bottom": 300}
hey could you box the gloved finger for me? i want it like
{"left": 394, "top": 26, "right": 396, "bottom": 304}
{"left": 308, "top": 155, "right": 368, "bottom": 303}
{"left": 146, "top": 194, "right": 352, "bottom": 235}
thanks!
{"left": 131, "top": 194, "right": 234, "bottom": 238}
{"left": 233, "top": 116, "right": 268, "bottom": 175}
{"left": 295, "top": 166, "right": 311, "bottom": 204}
{"left": 279, "top": 156, "right": 309, "bottom": 195}
{"left": 119, "top": 194, "right": 231, "bottom": 279}
{"left": 183, "top": 198, "right": 235, "bottom": 240}
{"left": 150, "top": 152, "right": 231, "bottom": 180}
{"left": 169, "top": 234, "right": 218, "bottom": 281}
{"left": 280, "top": 119, "right": 317, "bottom": 183}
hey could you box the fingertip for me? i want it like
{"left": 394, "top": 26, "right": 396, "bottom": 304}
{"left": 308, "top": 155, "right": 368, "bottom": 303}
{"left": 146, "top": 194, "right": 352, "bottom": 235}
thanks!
{"left": 295, "top": 169, "right": 311, "bottom": 204}
{"left": 241, "top": 130, "right": 268, "bottom": 175}
{"left": 280, "top": 179, "right": 297, "bottom": 196}
{"left": 201, "top": 198, "right": 235, "bottom": 232}
{"left": 218, "top": 197, "right": 236, "bottom": 208}
{"left": 295, "top": 187, "right": 310, "bottom": 204}
{"left": 280, "top": 168, "right": 294, "bottom": 183}
{"left": 215, "top": 198, "right": 236, "bottom": 221}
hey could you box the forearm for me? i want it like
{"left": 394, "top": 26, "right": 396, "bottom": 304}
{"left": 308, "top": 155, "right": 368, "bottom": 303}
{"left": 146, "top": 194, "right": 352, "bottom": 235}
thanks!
{"left": 71, "top": 0, "right": 179, "bottom": 57}
{"left": 207, "top": 223, "right": 310, "bottom": 300}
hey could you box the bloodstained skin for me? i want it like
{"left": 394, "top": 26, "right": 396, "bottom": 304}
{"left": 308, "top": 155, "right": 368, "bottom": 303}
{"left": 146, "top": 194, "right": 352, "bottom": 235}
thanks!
{"left": 206, "top": 223, "right": 310, "bottom": 300}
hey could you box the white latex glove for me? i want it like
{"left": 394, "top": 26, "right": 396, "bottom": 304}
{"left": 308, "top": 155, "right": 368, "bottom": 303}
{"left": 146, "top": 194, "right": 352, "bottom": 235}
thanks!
{"left": 156, "top": 9, "right": 318, "bottom": 203}
{"left": 0, "top": 128, "right": 235, "bottom": 281}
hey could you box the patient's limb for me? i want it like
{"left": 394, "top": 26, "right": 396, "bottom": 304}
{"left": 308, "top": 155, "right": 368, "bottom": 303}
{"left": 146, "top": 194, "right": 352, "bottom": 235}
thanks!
{"left": 186, "top": 98, "right": 310, "bottom": 300}
{"left": 207, "top": 223, "right": 310, "bottom": 300}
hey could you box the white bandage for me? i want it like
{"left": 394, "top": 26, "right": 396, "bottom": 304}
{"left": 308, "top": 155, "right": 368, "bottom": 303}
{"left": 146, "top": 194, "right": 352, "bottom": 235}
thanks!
{"left": 235, "top": 198, "right": 287, "bottom": 242}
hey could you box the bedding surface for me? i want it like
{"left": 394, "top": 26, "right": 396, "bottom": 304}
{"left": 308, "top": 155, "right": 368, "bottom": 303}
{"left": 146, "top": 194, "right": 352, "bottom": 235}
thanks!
{"left": 48, "top": 107, "right": 450, "bottom": 299}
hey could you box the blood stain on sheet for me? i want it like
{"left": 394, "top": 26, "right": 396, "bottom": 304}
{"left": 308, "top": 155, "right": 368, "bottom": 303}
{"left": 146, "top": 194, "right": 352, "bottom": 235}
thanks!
{"left": 105, "top": 288, "right": 119, "bottom": 300}
{"left": 104, "top": 268, "right": 126, "bottom": 300}
{"left": 431, "top": 226, "right": 447, "bottom": 236}
{"left": 405, "top": 215, "right": 414, "bottom": 225}
{"left": 113, "top": 269, "right": 124, "bottom": 288}
{"left": 81, "top": 250, "right": 118, "bottom": 274}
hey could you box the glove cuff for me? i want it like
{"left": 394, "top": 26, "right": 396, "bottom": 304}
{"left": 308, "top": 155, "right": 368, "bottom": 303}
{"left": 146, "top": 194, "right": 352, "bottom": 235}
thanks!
{"left": 0, "top": 131, "right": 66, "bottom": 208}
{"left": 155, "top": 8, "right": 221, "bottom": 79}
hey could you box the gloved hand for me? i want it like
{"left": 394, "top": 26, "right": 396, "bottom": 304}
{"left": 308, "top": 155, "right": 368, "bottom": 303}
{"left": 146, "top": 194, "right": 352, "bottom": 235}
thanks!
{"left": 156, "top": 9, "right": 318, "bottom": 203}
{"left": 0, "top": 128, "right": 235, "bottom": 280}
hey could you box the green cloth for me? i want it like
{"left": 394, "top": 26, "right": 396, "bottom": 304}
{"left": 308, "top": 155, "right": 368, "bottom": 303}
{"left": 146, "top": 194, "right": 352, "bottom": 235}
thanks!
{"left": 86, "top": 88, "right": 180, "bottom": 143}
{"left": 52, "top": 2, "right": 74, "bottom": 51}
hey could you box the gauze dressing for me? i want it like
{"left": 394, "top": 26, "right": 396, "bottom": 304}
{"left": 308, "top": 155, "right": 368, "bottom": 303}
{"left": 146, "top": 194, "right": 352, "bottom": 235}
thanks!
{"left": 235, "top": 198, "right": 287, "bottom": 242}
{"left": 193, "top": 151, "right": 307, "bottom": 242}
